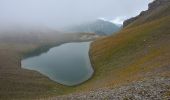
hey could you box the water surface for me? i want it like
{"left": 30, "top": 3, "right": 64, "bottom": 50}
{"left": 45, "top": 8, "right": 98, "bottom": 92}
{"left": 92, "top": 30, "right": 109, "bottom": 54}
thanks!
{"left": 21, "top": 42, "right": 93, "bottom": 86}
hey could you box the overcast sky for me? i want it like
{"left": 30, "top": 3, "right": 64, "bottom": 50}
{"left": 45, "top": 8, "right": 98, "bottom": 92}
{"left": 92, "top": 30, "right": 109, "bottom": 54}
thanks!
{"left": 0, "top": 0, "right": 153, "bottom": 29}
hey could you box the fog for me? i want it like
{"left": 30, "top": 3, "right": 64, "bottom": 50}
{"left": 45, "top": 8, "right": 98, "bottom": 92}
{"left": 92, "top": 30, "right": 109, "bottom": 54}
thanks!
{"left": 0, "top": 0, "right": 153, "bottom": 30}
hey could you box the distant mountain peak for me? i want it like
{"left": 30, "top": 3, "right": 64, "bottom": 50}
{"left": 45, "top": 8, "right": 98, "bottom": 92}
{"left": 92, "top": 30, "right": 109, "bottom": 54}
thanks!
{"left": 98, "top": 17, "right": 124, "bottom": 25}
{"left": 66, "top": 19, "right": 121, "bottom": 35}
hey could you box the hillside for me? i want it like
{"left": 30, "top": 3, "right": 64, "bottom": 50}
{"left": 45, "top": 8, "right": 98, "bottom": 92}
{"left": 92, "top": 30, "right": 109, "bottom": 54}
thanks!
{"left": 88, "top": 0, "right": 170, "bottom": 98}
{"left": 66, "top": 19, "right": 121, "bottom": 35}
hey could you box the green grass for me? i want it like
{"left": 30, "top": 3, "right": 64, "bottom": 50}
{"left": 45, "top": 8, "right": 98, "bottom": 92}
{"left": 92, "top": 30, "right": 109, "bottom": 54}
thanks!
{"left": 89, "top": 16, "right": 170, "bottom": 88}
{"left": 0, "top": 5, "right": 170, "bottom": 100}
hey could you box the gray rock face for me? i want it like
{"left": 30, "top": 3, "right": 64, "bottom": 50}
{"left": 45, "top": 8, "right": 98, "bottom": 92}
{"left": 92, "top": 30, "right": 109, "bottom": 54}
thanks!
{"left": 148, "top": 0, "right": 170, "bottom": 10}
{"left": 123, "top": 0, "right": 170, "bottom": 28}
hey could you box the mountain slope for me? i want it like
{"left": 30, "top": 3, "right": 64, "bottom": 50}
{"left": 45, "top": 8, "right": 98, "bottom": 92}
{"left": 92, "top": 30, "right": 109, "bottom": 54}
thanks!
{"left": 123, "top": 0, "right": 170, "bottom": 28}
{"left": 66, "top": 19, "right": 121, "bottom": 35}
{"left": 89, "top": 0, "right": 170, "bottom": 90}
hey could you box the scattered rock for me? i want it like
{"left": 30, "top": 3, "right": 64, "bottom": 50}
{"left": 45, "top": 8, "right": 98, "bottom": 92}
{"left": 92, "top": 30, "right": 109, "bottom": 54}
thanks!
{"left": 43, "top": 77, "right": 170, "bottom": 100}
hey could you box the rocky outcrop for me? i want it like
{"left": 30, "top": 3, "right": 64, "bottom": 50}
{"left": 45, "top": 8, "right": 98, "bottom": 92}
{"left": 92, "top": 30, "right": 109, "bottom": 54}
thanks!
{"left": 148, "top": 0, "right": 170, "bottom": 10}
{"left": 123, "top": 0, "right": 170, "bottom": 28}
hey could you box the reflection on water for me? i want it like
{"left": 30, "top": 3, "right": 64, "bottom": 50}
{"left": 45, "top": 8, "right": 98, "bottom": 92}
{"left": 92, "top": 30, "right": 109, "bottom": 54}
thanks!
{"left": 21, "top": 42, "right": 93, "bottom": 86}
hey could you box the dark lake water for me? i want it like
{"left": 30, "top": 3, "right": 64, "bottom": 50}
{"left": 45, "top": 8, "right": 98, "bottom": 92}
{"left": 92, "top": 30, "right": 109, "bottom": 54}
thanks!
{"left": 21, "top": 42, "right": 93, "bottom": 86}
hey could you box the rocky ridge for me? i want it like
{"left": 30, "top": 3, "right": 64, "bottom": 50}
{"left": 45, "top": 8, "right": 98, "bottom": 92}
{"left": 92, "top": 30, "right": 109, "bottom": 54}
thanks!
{"left": 123, "top": 0, "right": 170, "bottom": 27}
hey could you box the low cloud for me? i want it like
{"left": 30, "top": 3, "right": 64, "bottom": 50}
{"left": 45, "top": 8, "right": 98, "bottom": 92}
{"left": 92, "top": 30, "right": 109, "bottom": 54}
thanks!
{"left": 0, "top": 0, "right": 152, "bottom": 30}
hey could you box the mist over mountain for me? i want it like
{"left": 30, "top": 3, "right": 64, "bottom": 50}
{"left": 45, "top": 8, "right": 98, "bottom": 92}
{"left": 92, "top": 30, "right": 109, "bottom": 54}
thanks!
{"left": 65, "top": 19, "right": 121, "bottom": 35}
{"left": 0, "top": 0, "right": 152, "bottom": 30}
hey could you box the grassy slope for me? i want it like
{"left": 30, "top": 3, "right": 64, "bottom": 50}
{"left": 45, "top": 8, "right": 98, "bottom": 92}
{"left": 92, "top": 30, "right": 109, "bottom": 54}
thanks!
{"left": 89, "top": 14, "right": 170, "bottom": 90}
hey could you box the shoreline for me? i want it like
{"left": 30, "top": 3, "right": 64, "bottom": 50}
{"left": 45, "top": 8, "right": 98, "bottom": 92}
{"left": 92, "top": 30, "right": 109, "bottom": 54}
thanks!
{"left": 21, "top": 41, "right": 95, "bottom": 87}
